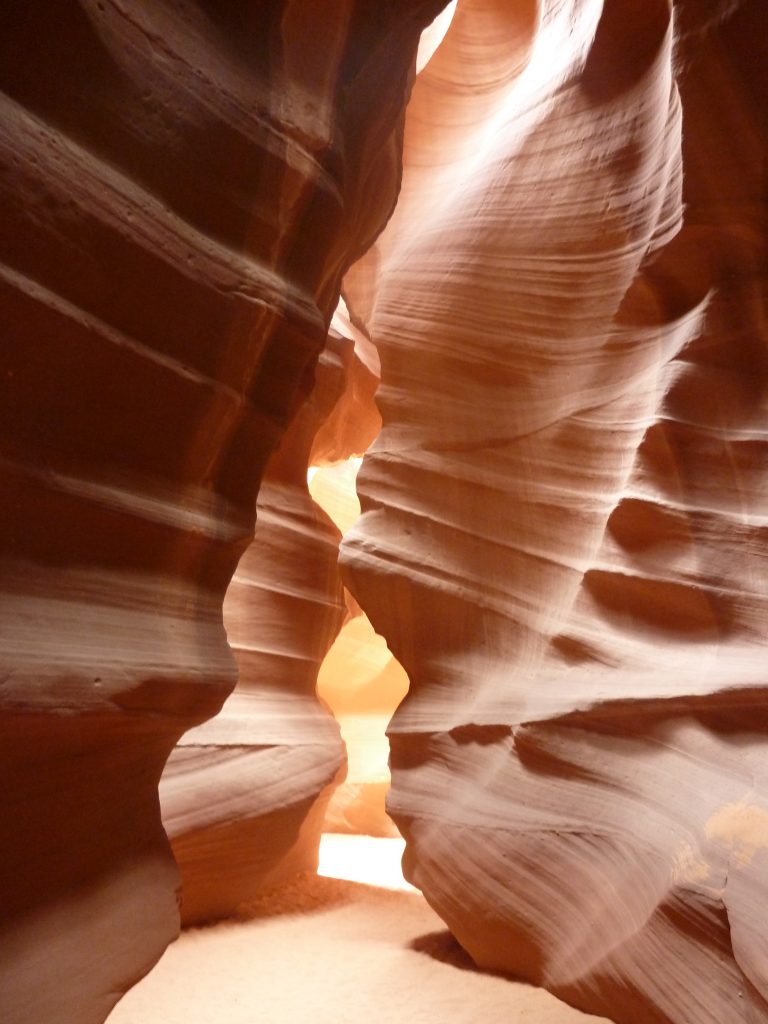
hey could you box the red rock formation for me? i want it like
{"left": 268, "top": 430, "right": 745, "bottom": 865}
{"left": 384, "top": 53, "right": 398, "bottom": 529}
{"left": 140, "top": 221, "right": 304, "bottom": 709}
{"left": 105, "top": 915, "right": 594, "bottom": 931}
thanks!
{"left": 342, "top": 1, "right": 768, "bottom": 1022}
{"left": 0, "top": 2, "right": 444, "bottom": 1021}
{"left": 4, "top": 1, "right": 766, "bottom": 1021}
{"left": 159, "top": 302, "right": 385, "bottom": 922}
{"left": 161, "top": 337, "right": 352, "bottom": 925}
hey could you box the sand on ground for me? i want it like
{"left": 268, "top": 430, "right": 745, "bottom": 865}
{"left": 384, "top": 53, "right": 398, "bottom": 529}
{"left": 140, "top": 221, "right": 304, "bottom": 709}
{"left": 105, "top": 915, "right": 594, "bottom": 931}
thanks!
{"left": 107, "top": 836, "right": 611, "bottom": 1024}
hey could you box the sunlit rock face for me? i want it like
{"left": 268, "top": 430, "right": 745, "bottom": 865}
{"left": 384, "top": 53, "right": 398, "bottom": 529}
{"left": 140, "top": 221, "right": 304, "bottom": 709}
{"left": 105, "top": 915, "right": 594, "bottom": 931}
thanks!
{"left": 307, "top": 452, "right": 409, "bottom": 838}
{"left": 341, "top": 1, "right": 768, "bottom": 1022}
{"left": 0, "top": 2, "right": 445, "bottom": 1021}
{"left": 317, "top": 612, "right": 410, "bottom": 837}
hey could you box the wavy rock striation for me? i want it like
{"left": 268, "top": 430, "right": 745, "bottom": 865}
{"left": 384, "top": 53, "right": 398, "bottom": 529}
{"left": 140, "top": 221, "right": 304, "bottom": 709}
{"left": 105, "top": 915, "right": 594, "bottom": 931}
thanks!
{"left": 342, "top": 1, "right": 768, "bottom": 1022}
{"left": 160, "top": 303, "right": 384, "bottom": 923}
{"left": 161, "top": 337, "right": 356, "bottom": 925}
{"left": 0, "top": 2, "right": 445, "bottom": 1022}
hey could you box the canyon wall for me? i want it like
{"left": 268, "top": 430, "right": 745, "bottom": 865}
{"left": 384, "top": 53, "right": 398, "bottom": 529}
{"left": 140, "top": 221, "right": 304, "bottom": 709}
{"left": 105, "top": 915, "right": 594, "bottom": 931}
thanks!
{"left": 3, "top": 2, "right": 766, "bottom": 1023}
{"left": 161, "top": 335, "right": 352, "bottom": 926}
{"left": 342, "top": 1, "right": 768, "bottom": 1022}
{"left": 0, "top": 2, "right": 443, "bottom": 1021}
{"left": 161, "top": 301, "right": 384, "bottom": 923}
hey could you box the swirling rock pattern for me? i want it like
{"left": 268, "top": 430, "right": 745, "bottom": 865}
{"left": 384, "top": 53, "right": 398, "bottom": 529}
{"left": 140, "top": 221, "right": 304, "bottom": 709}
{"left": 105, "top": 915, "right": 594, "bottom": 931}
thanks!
{"left": 0, "top": 2, "right": 444, "bottom": 1021}
{"left": 161, "top": 339, "right": 353, "bottom": 925}
{"left": 342, "top": 1, "right": 768, "bottom": 1022}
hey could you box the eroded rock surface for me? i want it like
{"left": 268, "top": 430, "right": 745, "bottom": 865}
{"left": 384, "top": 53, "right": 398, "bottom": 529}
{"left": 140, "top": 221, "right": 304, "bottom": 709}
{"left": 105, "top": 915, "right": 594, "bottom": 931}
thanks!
{"left": 162, "top": 338, "right": 352, "bottom": 925}
{"left": 306, "top": 443, "right": 409, "bottom": 838}
{"left": 0, "top": 2, "right": 444, "bottom": 1021}
{"left": 342, "top": 1, "right": 768, "bottom": 1021}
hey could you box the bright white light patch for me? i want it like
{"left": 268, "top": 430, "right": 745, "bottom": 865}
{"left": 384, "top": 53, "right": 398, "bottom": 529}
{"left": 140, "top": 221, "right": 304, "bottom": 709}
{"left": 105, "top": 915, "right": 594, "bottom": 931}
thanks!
{"left": 318, "top": 834, "right": 418, "bottom": 892}
{"left": 307, "top": 456, "right": 363, "bottom": 535}
{"left": 416, "top": 0, "right": 458, "bottom": 74}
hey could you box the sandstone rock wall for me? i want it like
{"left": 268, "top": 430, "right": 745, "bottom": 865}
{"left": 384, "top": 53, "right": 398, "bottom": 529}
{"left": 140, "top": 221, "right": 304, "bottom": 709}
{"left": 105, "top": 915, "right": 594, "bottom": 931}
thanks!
{"left": 161, "top": 336, "right": 354, "bottom": 925}
{"left": 342, "top": 1, "right": 768, "bottom": 1022}
{"left": 4, "top": 2, "right": 765, "bottom": 1022}
{"left": 0, "top": 3, "right": 444, "bottom": 1021}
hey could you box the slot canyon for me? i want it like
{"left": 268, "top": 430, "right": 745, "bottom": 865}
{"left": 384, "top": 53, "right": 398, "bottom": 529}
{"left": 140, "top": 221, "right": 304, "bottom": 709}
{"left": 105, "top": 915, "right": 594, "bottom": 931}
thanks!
{"left": 1, "top": 2, "right": 766, "bottom": 1023}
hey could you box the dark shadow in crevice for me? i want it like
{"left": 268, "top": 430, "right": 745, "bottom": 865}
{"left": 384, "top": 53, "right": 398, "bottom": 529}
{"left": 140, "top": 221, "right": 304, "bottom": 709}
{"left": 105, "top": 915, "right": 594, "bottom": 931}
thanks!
{"left": 410, "top": 929, "right": 537, "bottom": 987}
{"left": 410, "top": 929, "right": 480, "bottom": 973}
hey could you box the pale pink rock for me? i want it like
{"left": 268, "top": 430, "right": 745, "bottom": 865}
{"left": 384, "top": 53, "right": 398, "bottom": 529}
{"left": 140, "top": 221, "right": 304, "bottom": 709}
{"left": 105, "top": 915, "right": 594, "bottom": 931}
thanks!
{"left": 342, "top": 2, "right": 768, "bottom": 1022}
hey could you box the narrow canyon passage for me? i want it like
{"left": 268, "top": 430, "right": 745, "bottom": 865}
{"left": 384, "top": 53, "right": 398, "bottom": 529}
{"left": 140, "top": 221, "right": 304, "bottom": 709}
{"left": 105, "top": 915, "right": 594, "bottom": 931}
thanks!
{"left": 310, "top": 453, "right": 409, "bottom": 840}
{"left": 109, "top": 442, "right": 607, "bottom": 1024}
{"left": 106, "top": 849, "right": 612, "bottom": 1024}
{"left": 2, "top": 2, "right": 767, "bottom": 1024}
{"left": 106, "top": 419, "right": 590, "bottom": 1024}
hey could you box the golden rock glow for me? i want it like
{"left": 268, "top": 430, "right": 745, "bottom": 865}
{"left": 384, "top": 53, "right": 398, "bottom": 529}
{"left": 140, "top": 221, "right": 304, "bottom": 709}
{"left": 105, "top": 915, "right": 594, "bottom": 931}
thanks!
{"left": 308, "top": 458, "right": 363, "bottom": 536}
{"left": 309, "top": 455, "right": 410, "bottom": 836}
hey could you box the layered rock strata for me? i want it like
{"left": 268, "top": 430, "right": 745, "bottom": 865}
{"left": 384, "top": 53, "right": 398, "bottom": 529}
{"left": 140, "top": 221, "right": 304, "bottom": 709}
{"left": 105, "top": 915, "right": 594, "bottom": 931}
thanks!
{"left": 342, "top": 2, "right": 768, "bottom": 1022}
{"left": 162, "top": 337, "right": 352, "bottom": 925}
{"left": 161, "top": 297, "right": 385, "bottom": 921}
{"left": 0, "top": 2, "right": 444, "bottom": 1021}
{"left": 307, "top": 338, "right": 410, "bottom": 838}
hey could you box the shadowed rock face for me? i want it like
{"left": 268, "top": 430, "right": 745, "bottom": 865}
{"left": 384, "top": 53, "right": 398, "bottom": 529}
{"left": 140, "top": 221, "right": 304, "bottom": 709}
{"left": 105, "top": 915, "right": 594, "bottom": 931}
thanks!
{"left": 0, "top": 2, "right": 444, "bottom": 1021}
{"left": 342, "top": 1, "right": 768, "bottom": 1022}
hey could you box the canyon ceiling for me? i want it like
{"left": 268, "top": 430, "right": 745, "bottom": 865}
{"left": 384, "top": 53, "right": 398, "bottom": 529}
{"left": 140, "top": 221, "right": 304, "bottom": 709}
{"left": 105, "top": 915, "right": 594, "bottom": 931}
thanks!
{"left": 1, "top": 2, "right": 766, "bottom": 1024}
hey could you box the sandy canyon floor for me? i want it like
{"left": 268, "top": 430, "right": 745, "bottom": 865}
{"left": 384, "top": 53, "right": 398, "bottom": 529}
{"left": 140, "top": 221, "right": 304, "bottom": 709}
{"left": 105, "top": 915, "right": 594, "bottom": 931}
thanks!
{"left": 107, "top": 837, "right": 610, "bottom": 1024}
